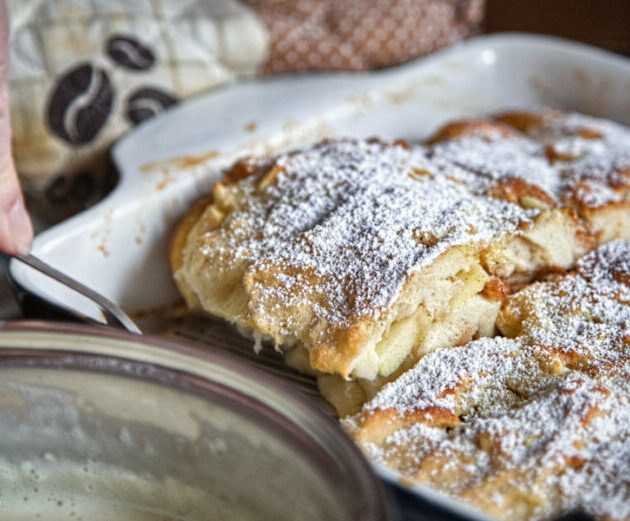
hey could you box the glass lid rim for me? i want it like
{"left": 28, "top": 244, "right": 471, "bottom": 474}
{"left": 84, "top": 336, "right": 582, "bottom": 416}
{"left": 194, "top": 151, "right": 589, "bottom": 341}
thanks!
{"left": 0, "top": 319, "right": 393, "bottom": 521}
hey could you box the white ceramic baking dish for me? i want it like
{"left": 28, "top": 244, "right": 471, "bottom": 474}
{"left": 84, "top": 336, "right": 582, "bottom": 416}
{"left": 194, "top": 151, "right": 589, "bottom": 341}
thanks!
{"left": 10, "top": 33, "right": 630, "bottom": 520}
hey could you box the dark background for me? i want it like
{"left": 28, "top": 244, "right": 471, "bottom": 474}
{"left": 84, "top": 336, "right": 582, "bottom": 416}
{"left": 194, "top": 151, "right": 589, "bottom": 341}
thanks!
{"left": 485, "top": 0, "right": 630, "bottom": 56}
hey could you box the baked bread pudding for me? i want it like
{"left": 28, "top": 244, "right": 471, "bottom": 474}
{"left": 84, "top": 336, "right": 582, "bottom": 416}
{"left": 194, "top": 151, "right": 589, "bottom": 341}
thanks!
{"left": 169, "top": 109, "right": 630, "bottom": 520}
{"left": 171, "top": 109, "right": 629, "bottom": 406}
{"left": 344, "top": 239, "right": 630, "bottom": 521}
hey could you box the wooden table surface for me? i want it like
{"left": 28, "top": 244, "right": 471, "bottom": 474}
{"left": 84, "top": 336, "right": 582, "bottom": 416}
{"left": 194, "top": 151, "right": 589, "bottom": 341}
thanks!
{"left": 485, "top": 0, "right": 630, "bottom": 57}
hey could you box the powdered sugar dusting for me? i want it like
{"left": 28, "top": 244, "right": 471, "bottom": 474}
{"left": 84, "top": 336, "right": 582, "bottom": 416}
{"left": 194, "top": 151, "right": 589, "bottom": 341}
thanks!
{"left": 560, "top": 144, "right": 630, "bottom": 207}
{"left": 577, "top": 238, "right": 630, "bottom": 284}
{"left": 198, "top": 111, "right": 630, "bottom": 331}
{"left": 348, "top": 240, "right": 630, "bottom": 520}
{"left": 187, "top": 109, "right": 630, "bottom": 518}
{"left": 428, "top": 111, "right": 630, "bottom": 209}
{"left": 365, "top": 336, "right": 555, "bottom": 417}
{"left": 511, "top": 275, "right": 630, "bottom": 365}
{"left": 429, "top": 135, "right": 561, "bottom": 197}
{"left": 509, "top": 240, "right": 630, "bottom": 368}
{"left": 529, "top": 111, "right": 630, "bottom": 208}
{"left": 207, "top": 139, "right": 533, "bottom": 327}
{"left": 362, "top": 371, "right": 630, "bottom": 519}
{"left": 571, "top": 177, "right": 624, "bottom": 208}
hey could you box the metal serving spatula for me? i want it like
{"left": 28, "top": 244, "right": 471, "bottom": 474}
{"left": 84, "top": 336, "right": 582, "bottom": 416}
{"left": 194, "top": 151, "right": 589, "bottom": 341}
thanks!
{"left": 12, "top": 253, "right": 141, "bottom": 334}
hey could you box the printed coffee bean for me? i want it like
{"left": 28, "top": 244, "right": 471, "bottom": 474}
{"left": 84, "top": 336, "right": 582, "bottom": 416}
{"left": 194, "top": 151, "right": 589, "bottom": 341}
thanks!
{"left": 47, "top": 62, "right": 114, "bottom": 145}
{"left": 125, "top": 87, "right": 178, "bottom": 125}
{"left": 106, "top": 35, "right": 155, "bottom": 71}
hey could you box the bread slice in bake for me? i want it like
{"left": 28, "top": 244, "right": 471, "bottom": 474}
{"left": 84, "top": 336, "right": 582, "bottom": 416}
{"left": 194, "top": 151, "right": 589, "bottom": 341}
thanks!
{"left": 170, "top": 134, "right": 590, "bottom": 390}
{"left": 344, "top": 240, "right": 630, "bottom": 521}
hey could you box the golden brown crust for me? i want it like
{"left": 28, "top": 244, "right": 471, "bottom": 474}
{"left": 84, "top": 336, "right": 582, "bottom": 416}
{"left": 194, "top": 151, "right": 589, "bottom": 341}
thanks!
{"left": 222, "top": 156, "right": 269, "bottom": 185}
{"left": 308, "top": 323, "right": 367, "bottom": 378}
{"left": 480, "top": 276, "right": 509, "bottom": 304}
{"left": 169, "top": 155, "right": 268, "bottom": 274}
{"left": 495, "top": 109, "right": 603, "bottom": 140}
{"left": 350, "top": 405, "right": 460, "bottom": 446}
{"left": 426, "top": 119, "right": 517, "bottom": 144}
{"left": 487, "top": 177, "right": 556, "bottom": 209}
{"left": 493, "top": 110, "right": 553, "bottom": 134}
{"left": 169, "top": 195, "right": 214, "bottom": 274}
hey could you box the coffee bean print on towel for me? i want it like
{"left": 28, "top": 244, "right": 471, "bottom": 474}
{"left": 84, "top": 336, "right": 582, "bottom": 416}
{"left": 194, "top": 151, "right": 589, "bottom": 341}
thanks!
{"left": 125, "top": 87, "right": 178, "bottom": 125}
{"left": 105, "top": 35, "right": 155, "bottom": 71}
{"left": 47, "top": 62, "right": 114, "bottom": 145}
